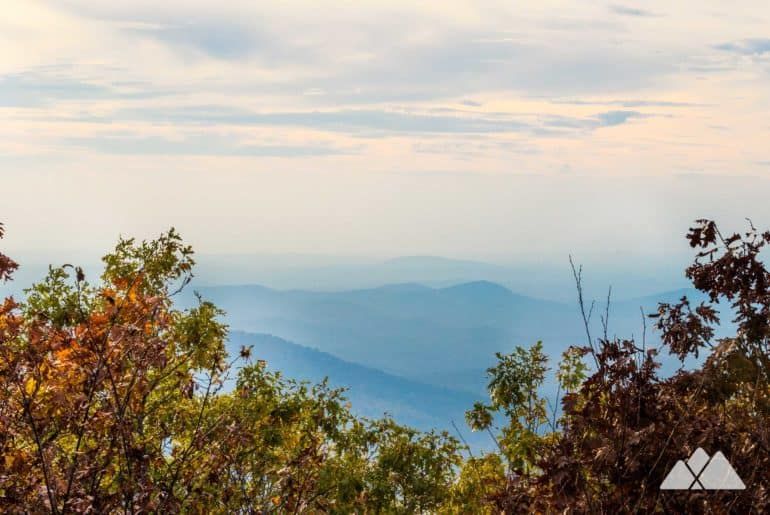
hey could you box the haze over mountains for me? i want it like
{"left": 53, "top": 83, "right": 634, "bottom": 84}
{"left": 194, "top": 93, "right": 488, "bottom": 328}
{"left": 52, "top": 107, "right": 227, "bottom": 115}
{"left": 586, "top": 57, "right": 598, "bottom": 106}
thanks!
{"left": 3, "top": 254, "right": 689, "bottom": 303}
{"left": 5, "top": 252, "right": 722, "bottom": 448}
{"left": 190, "top": 254, "right": 690, "bottom": 303}
{"left": 186, "top": 281, "right": 583, "bottom": 392}
{"left": 172, "top": 265, "right": 727, "bottom": 448}
{"left": 186, "top": 281, "right": 712, "bottom": 380}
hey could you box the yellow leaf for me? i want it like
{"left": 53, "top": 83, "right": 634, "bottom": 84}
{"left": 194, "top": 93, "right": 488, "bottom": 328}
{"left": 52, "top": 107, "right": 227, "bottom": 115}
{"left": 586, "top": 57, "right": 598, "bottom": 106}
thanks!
{"left": 271, "top": 496, "right": 281, "bottom": 506}
{"left": 24, "top": 377, "right": 36, "bottom": 396}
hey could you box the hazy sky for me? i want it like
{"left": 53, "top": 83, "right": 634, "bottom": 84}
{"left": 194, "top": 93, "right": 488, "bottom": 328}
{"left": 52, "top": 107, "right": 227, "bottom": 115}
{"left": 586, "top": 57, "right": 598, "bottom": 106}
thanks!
{"left": 3, "top": 1, "right": 770, "bottom": 264}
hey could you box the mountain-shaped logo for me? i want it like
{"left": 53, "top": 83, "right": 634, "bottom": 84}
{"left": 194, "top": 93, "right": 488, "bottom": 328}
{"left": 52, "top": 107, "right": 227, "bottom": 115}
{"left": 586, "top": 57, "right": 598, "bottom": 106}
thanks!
{"left": 660, "top": 448, "right": 745, "bottom": 490}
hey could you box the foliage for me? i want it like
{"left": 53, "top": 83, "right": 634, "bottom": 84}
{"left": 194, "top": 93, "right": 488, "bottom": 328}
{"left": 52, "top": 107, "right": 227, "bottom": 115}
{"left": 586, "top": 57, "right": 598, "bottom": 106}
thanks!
{"left": 465, "top": 342, "right": 551, "bottom": 475}
{"left": 466, "top": 219, "right": 770, "bottom": 513}
{"left": 0, "top": 226, "right": 460, "bottom": 514}
{"left": 442, "top": 453, "right": 505, "bottom": 514}
{"left": 3, "top": 218, "right": 770, "bottom": 513}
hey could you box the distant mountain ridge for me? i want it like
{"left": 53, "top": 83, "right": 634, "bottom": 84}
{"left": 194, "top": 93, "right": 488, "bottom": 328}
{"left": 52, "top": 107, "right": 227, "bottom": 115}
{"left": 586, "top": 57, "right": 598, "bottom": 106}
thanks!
{"left": 181, "top": 280, "right": 728, "bottom": 389}
{"left": 180, "top": 280, "right": 602, "bottom": 393}
{"left": 191, "top": 253, "right": 689, "bottom": 302}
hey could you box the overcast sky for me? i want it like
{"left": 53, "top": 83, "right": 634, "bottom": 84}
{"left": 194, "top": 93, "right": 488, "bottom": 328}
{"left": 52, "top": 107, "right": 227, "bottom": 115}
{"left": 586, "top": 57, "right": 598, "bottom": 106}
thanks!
{"left": 3, "top": 1, "right": 770, "bottom": 265}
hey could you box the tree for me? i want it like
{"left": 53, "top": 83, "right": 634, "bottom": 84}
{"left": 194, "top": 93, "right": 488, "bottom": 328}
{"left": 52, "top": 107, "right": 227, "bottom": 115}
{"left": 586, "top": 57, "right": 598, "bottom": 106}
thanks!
{"left": 0, "top": 225, "right": 461, "bottom": 514}
{"left": 465, "top": 219, "right": 770, "bottom": 513}
{"left": 465, "top": 342, "right": 550, "bottom": 474}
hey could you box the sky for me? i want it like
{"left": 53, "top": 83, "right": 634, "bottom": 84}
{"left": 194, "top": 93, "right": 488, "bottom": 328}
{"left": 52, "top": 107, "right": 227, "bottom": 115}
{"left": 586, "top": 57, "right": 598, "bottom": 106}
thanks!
{"left": 3, "top": 1, "right": 770, "bottom": 267}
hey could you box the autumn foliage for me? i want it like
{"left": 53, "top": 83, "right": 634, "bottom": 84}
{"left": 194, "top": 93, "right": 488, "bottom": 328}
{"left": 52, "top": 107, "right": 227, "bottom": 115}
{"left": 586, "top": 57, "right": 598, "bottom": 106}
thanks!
{"left": 0, "top": 225, "right": 459, "bottom": 513}
{"left": 2, "top": 219, "right": 770, "bottom": 513}
{"left": 482, "top": 219, "right": 770, "bottom": 513}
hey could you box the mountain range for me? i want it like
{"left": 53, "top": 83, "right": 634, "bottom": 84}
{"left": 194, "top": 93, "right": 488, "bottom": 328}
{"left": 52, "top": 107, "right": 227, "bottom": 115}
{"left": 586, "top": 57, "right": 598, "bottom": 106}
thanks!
{"left": 189, "top": 254, "right": 690, "bottom": 303}
{"left": 179, "top": 280, "right": 725, "bottom": 397}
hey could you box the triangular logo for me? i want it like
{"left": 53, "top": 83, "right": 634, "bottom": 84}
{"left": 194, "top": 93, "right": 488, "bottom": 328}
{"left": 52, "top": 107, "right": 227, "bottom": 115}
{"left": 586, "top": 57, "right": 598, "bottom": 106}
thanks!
{"left": 699, "top": 452, "right": 746, "bottom": 490}
{"left": 660, "top": 460, "right": 696, "bottom": 490}
{"left": 660, "top": 448, "right": 745, "bottom": 491}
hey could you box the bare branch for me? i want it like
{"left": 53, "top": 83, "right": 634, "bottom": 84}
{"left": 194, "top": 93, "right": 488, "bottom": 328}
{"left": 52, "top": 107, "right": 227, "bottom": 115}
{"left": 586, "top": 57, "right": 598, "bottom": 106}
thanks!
{"left": 569, "top": 255, "right": 600, "bottom": 369}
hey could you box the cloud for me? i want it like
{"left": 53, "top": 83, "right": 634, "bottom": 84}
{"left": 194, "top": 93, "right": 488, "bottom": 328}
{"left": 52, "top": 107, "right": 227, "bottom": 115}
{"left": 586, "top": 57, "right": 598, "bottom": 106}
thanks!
{"left": 116, "top": 106, "right": 533, "bottom": 134}
{"left": 63, "top": 133, "right": 356, "bottom": 157}
{"left": 124, "top": 20, "right": 319, "bottom": 64}
{"left": 37, "top": 2, "right": 681, "bottom": 103}
{"left": 608, "top": 5, "right": 658, "bottom": 17}
{"left": 551, "top": 98, "right": 701, "bottom": 108}
{"left": 113, "top": 105, "right": 645, "bottom": 136}
{"left": 0, "top": 72, "right": 113, "bottom": 107}
{"left": 307, "top": 33, "right": 677, "bottom": 103}
{"left": 127, "top": 22, "right": 259, "bottom": 60}
{"left": 0, "top": 68, "right": 174, "bottom": 107}
{"left": 99, "top": 105, "right": 651, "bottom": 138}
{"left": 595, "top": 110, "right": 645, "bottom": 126}
{"left": 543, "top": 110, "right": 646, "bottom": 130}
{"left": 3, "top": 0, "right": 762, "bottom": 187}
{"left": 714, "top": 39, "right": 770, "bottom": 56}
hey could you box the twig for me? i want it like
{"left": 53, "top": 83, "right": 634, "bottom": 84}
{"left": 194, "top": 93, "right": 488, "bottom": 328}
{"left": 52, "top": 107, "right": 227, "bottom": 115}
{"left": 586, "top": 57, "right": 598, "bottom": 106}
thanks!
{"left": 601, "top": 285, "right": 612, "bottom": 341}
{"left": 451, "top": 419, "right": 485, "bottom": 487}
{"left": 451, "top": 420, "right": 475, "bottom": 460}
{"left": 18, "top": 381, "right": 59, "bottom": 514}
{"left": 569, "top": 255, "right": 600, "bottom": 369}
{"left": 547, "top": 383, "right": 561, "bottom": 432}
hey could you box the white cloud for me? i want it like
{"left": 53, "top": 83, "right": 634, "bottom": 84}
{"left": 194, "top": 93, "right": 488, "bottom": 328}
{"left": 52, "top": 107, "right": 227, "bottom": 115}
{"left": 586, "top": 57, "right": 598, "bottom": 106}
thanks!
{"left": 3, "top": 0, "right": 770, "bottom": 259}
